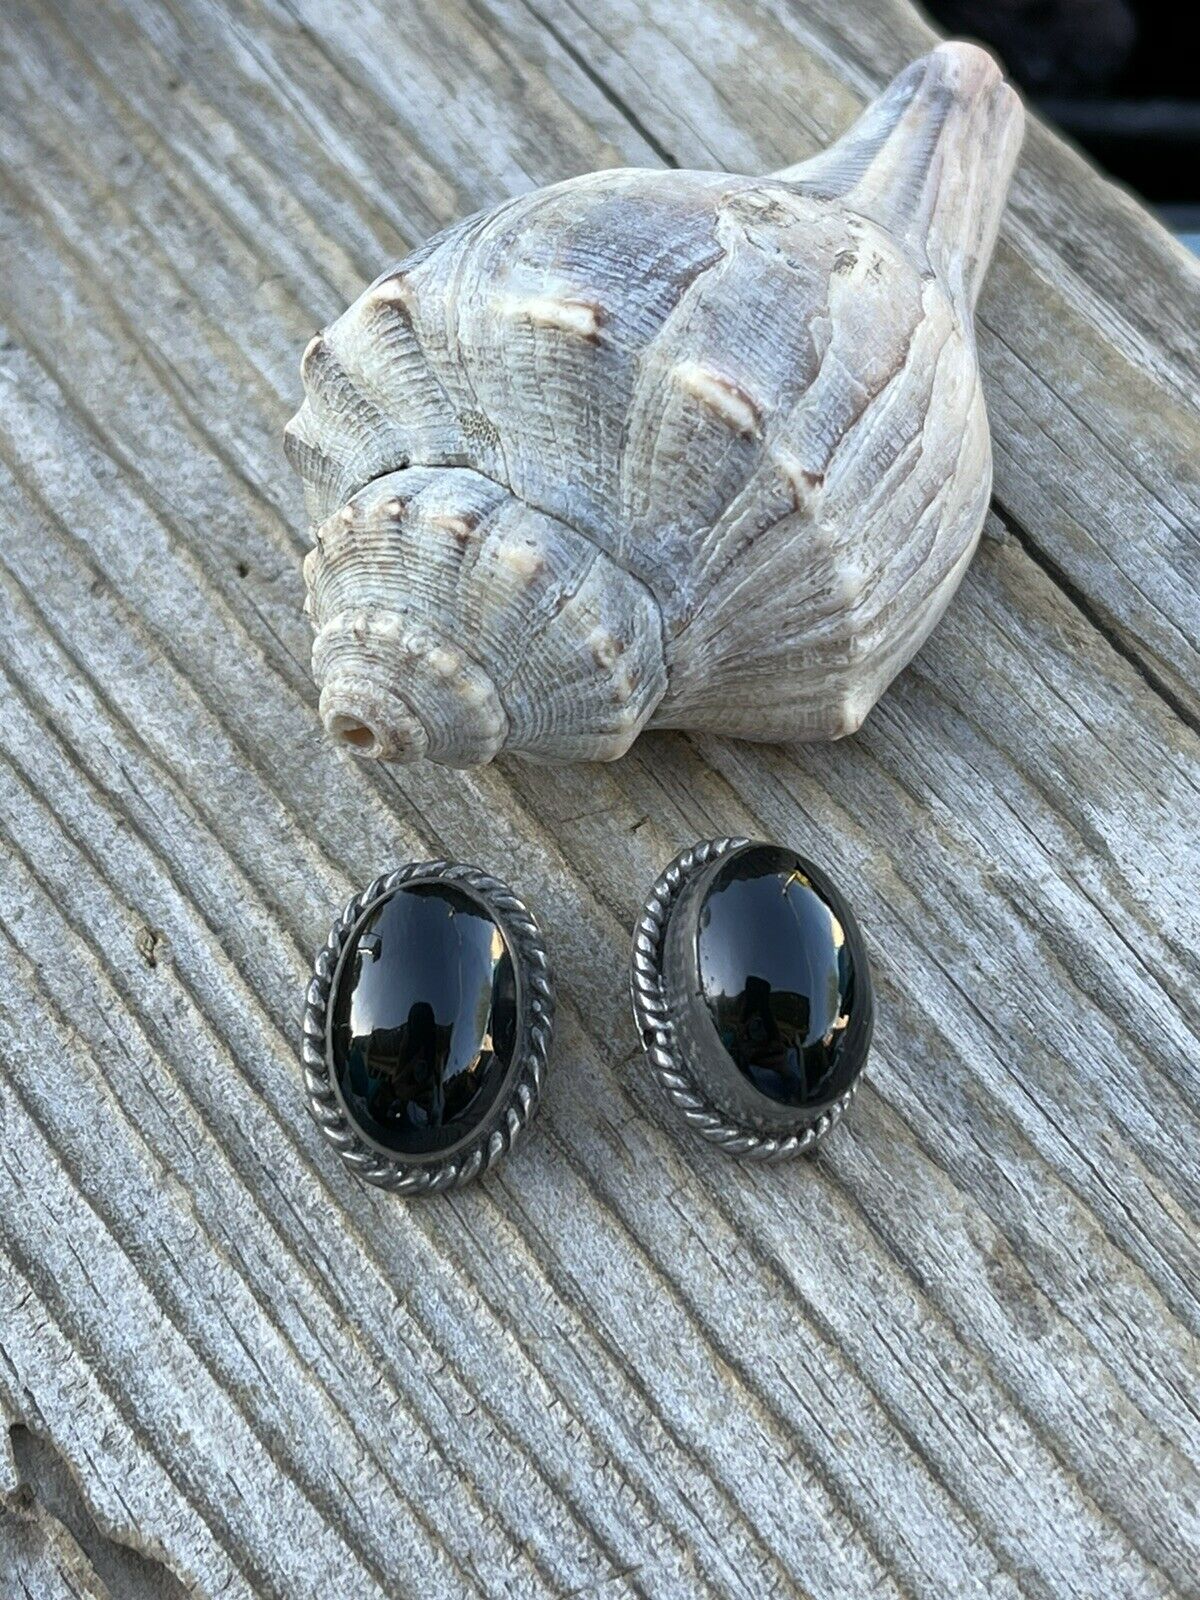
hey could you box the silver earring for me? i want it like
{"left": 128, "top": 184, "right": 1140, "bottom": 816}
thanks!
{"left": 631, "top": 838, "right": 872, "bottom": 1160}
{"left": 302, "top": 861, "right": 554, "bottom": 1194}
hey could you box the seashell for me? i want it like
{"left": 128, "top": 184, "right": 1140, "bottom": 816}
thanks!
{"left": 285, "top": 42, "right": 1024, "bottom": 767}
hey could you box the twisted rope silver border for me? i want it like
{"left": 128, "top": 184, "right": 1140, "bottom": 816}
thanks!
{"left": 302, "top": 861, "right": 554, "bottom": 1195}
{"left": 630, "top": 838, "right": 858, "bottom": 1161}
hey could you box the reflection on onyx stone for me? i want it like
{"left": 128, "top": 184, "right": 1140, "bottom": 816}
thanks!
{"left": 697, "top": 845, "right": 872, "bottom": 1112}
{"left": 330, "top": 883, "right": 518, "bottom": 1155}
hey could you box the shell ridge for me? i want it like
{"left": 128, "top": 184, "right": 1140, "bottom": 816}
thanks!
{"left": 448, "top": 227, "right": 510, "bottom": 487}
{"left": 723, "top": 351, "right": 984, "bottom": 681}
{"left": 392, "top": 451, "right": 669, "bottom": 627}
{"left": 657, "top": 507, "right": 835, "bottom": 673}
{"left": 667, "top": 218, "right": 874, "bottom": 599}
{"left": 490, "top": 547, "right": 603, "bottom": 693}
{"left": 458, "top": 169, "right": 737, "bottom": 575}
{"left": 669, "top": 305, "right": 951, "bottom": 690}
{"left": 436, "top": 183, "right": 581, "bottom": 491}
{"left": 319, "top": 186, "right": 606, "bottom": 519}
{"left": 848, "top": 325, "right": 988, "bottom": 625}
{"left": 865, "top": 373, "right": 991, "bottom": 620}
{"left": 338, "top": 289, "right": 462, "bottom": 446}
{"left": 825, "top": 387, "right": 933, "bottom": 544}
{"left": 660, "top": 287, "right": 959, "bottom": 729}
{"left": 613, "top": 200, "right": 735, "bottom": 585}
{"left": 286, "top": 340, "right": 414, "bottom": 526}
{"left": 683, "top": 217, "right": 840, "bottom": 581}
{"left": 504, "top": 561, "right": 668, "bottom": 759}
{"left": 393, "top": 459, "right": 673, "bottom": 707}
{"left": 324, "top": 188, "right": 586, "bottom": 515}
{"left": 374, "top": 505, "right": 568, "bottom": 715}
{"left": 384, "top": 600, "right": 517, "bottom": 734}
{"left": 488, "top": 538, "right": 670, "bottom": 750}
{"left": 327, "top": 430, "right": 674, "bottom": 648}
{"left": 732, "top": 228, "right": 932, "bottom": 508}
{"left": 616, "top": 194, "right": 861, "bottom": 613}
{"left": 815, "top": 281, "right": 951, "bottom": 502}
{"left": 365, "top": 192, "right": 536, "bottom": 488}
{"left": 321, "top": 468, "right": 511, "bottom": 617}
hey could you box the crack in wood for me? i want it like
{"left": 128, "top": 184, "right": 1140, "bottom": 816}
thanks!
{"left": 5, "top": 1424, "right": 192, "bottom": 1600}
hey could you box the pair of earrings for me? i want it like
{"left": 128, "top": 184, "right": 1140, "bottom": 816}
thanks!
{"left": 301, "top": 838, "right": 874, "bottom": 1196}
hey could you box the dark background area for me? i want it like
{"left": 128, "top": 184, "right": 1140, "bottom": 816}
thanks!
{"left": 925, "top": 0, "right": 1199, "bottom": 247}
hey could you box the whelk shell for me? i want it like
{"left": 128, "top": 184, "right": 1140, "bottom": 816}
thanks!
{"left": 285, "top": 42, "right": 1024, "bottom": 767}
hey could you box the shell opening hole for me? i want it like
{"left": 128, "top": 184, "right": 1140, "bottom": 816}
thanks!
{"left": 328, "top": 714, "right": 379, "bottom": 757}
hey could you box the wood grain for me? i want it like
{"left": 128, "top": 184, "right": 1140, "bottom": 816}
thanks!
{"left": 0, "top": 0, "right": 1196, "bottom": 1596}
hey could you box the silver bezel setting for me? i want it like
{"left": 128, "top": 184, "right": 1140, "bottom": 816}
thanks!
{"left": 302, "top": 861, "right": 554, "bottom": 1194}
{"left": 630, "top": 837, "right": 858, "bottom": 1160}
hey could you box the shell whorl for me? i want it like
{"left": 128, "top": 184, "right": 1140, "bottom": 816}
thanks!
{"left": 303, "top": 467, "right": 667, "bottom": 764}
{"left": 286, "top": 42, "right": 1024, "bottom": 765}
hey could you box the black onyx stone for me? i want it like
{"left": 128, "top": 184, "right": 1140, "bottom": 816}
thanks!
{"left": 329, "top": 883, "right": 518, "bottom": 1157}
{"left": 696, "top": 844, "right": 873, "bottom": 1114}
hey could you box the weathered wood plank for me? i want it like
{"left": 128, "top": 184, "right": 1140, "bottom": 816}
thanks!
{"left": 0, "top": 0, "right": 1197, "bottom": 1595}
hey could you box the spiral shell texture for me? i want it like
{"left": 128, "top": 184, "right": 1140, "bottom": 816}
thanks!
{"left": 286, "top": 42, "right": 1023, "bottom": 766}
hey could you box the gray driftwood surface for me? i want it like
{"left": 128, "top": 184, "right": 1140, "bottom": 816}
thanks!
{"left": 0, "top": 0, "right": 1197, "bottom": 1596}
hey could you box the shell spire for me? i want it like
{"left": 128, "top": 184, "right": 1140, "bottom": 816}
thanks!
{"left": 285, "top": 44, "right": 1025, "bottom": 767}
